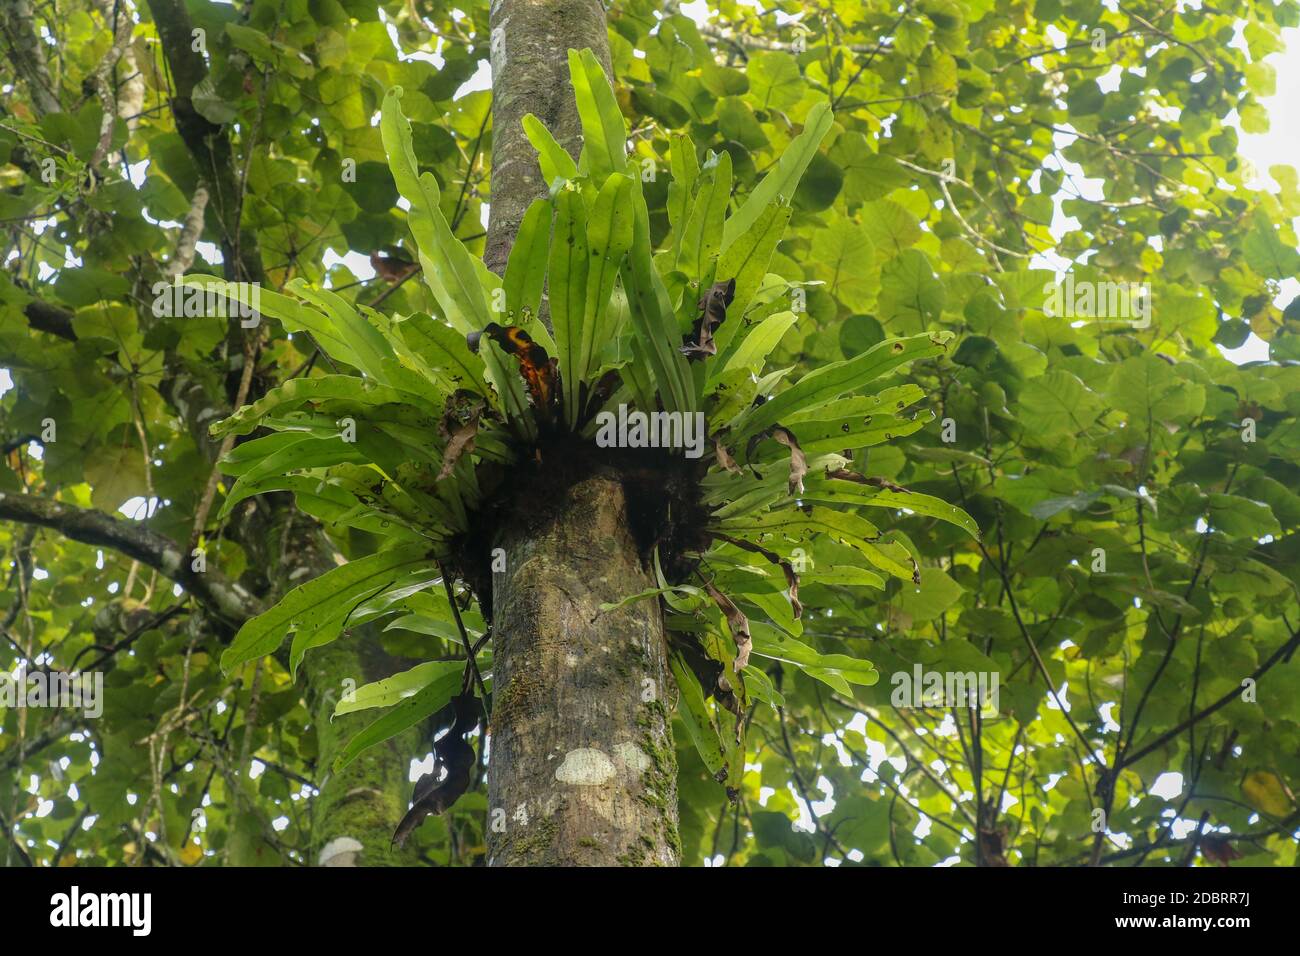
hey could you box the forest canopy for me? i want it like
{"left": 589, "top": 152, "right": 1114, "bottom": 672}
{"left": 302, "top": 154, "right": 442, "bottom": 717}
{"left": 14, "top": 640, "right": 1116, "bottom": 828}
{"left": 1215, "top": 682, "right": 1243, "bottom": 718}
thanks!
{"left": 2, "top": 0, "right": 1300, "bottom": 868}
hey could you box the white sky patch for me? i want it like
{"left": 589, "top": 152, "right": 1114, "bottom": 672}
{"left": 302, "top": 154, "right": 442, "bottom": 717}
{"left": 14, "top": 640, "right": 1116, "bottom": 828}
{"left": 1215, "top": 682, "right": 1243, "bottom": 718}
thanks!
{"left": 1098, "top": 701, "right": 1122, "bottom": 733}
{"left": 458, "top": 58, "right": 492, "bottom": 98}
{"left": 195, "top": 241, "right": 222, "bottom": 264}
{"left": 1149, "top": 771, "right": 1184, "bottom": 800}
{"left": 1230, "top": 26, "right": 1300, "bottom": 364}
{"left": 381, "top": 9, "right": 444, "bottom": 66}
{"left": 118, "top": 497, "right": 159, "bottom": 520}
{"left": 1240, "top": 28, "right": 1300, "bottom": 193}
{"left": 323, "top": 249, "right": 375, "bottom": 286}
{"left": 679, "top": 0, "right": 708, "bottom": 20}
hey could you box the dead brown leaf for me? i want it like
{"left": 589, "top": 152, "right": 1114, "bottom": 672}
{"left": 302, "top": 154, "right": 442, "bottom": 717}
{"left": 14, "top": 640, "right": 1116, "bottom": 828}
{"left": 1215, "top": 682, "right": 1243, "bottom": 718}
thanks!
{"left": 704, "top": 581, "right": 751, "bottom": 673}
{"left": 681, "top": 278, "right": 736, "bottom": 360}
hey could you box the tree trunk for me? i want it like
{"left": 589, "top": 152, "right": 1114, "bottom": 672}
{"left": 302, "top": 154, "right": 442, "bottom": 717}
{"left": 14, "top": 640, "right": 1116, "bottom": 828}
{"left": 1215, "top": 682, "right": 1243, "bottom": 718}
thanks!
{"left": 488, "top": 471, "right": 679, "bottom": 865}
{"left": 483, "top": 0, "right": 610, "bottom": 277}
{"left": 483, "top": 0, "right": 680, "bottom": 865}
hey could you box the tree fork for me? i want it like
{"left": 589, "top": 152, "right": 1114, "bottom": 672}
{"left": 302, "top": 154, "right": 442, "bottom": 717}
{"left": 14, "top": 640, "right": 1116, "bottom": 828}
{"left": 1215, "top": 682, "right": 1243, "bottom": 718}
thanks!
{"left": 483, "top": 0, "right": 680, "bottom": 865}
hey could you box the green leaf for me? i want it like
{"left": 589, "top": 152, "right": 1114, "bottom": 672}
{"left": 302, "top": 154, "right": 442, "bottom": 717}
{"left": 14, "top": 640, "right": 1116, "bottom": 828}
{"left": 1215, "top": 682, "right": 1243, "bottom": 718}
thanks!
{"left": 504, "top": 198, "right": 551, "bottom": 320}
{"left": 577, "top": 173, "right": 636, "bottom": 413}
{"left": 746, "top": 51, "right": 804, "bottom": 111}
{"left": 211, "top": 376, "right": 406, "bottom": 438}
{"left": 716, "top": 506, "right": 917, "bottom": 582}
{"left": 673, "top": 150, "right": 732, "bottom": 282}
{"left": 714, "top": 310, "right": 798, "bottom": 382}
{"left": 1018, "top": 371, "right": 1104, "bottom": 436}
{"left": 333, "top": 660, "right": 465, "bottom": 717}
{"left": 522, "top": 113, "right": 579, "bottom": 185}
{"left": 381, "top": 87, "right": 530, "bottom": 433}
{"left": 748, "top": 622, "right": 879, "bottom": 691}
{"left": 668, "top": 650, "right": 727, "bottom": 778}
{"left": 221, "top": 544, "right": 432, "bottom": 673}
{"left": 85, "top": 443, "right": 148, "bottom": 512}
{"left": 599, "top": 583, "right": 705, "bottom": 615}
{"left": 801, "top": 478, "right": 981, "bottom": 540}
{"left": 396, "top": 313, "right": 495, "bottom": 402}
{"left": 714, "top": 203, "right": 793, "bottom": 350}
{"left": 380, "top": 88, "right": 490, "bottom": 335}
{"left": 549, "top": 185, "right": 590, "bottom": 426}
{"left": 734, "top": 331, "right": 952, "bottom": 438}
{"left": 334, "top": 667, "right": 464, "bottom": 771}
{"left": 568, "top": 48, "right": 628, "bottom": 178}
{"left": 722, "top": 101, "right": 833, "bottom": 255}
{"left": 896, "top": 568, "right": 965, "bottom": 622}
{"left": 285, "top": 282, "right": 399, "bottom": 386}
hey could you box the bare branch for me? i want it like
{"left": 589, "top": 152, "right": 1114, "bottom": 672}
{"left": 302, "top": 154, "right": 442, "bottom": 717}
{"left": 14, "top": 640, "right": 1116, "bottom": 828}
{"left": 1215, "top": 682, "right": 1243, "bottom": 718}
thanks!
{"left": 0, "top": 491, "right": 260, "bottom": 625}
{"left": 0, "top": 0, "right": 63, "bottom": 115}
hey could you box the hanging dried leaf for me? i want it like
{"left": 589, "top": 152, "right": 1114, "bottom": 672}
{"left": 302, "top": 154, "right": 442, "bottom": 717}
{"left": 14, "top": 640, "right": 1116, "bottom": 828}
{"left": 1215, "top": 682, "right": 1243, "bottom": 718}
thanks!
{"left": 1200, "top": 835, "right": 1244, "bottom": 867}
{"left": 392, "top": 694, "right": 483, "bottom": 848}
{"left": 979, "top": 825, "right": 1010, "bottom": 867}
{"left": 436, "top": 395, "right": 485, "bottom": 481}
{"left": 467, "top": 322, "right": 557, "bottom": 412}
{"left": 714, "top": 436, "right": 742, "bottom": 474}
{"left": 704, "top": 581, "right": 751, "bottom": 673}
{"left": 584, "top": 369, "right": 622, "bottom": 424}
{"left": 771, "top": 426, "right": 806, "bottom": 495}
{"left": 745, "top": 423, "right": 807, "bottom": 495}
{"left": 826, "top": 468, "right": 910, "bottom": 493}
{"left": 714, "top": 532, "right": 802, "bottom": 619}
{"left": 681, "top": 277, "right": 736, "bottom": 359}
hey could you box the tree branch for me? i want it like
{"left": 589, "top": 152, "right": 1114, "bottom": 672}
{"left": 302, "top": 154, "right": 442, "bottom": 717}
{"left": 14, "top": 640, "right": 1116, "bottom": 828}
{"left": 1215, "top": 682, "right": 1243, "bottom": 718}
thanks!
{"left": 144, "top": 0, "right": 264, "bottom": 284}
{"left": 1118, "top": 624, "right": 1300, "bottom": 770}
{"left": 0, "top": 0, "right": 63, "bottom": 116}
{"left": 0, "top": 491, "right": 259, "bottom": 625}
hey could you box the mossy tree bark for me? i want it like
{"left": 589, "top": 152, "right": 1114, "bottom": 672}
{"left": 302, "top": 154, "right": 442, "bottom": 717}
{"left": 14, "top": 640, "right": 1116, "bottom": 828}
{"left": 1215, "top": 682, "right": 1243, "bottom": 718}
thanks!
{"left": 483, "top": 0, "right": 680, "bottom": 865}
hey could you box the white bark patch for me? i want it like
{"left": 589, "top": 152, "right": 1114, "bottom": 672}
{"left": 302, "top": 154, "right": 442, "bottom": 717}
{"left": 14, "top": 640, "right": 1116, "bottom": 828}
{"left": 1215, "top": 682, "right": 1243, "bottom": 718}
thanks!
{"left": 555, "top": 748, "right": 616, "bottom": 786}
{"left": 613, "top": 741, "right": 651, "bottom": 775}
{"left": 318, "top": 836, "right": 364, "bottom": 867}
{"left": 490, "top": 20, "right": 508, "bottom": 84}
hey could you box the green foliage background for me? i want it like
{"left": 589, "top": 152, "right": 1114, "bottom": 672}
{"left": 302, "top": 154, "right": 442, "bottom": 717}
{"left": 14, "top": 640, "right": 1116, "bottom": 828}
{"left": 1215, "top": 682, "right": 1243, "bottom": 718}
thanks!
{"left": 2, "top": 0, "right": 1300, "bottom": 866}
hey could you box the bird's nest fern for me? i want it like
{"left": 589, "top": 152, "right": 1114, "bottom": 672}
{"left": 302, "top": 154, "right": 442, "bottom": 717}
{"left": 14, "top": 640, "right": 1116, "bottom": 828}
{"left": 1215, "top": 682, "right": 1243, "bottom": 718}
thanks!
{"left": 190, "top": 50, "right": 975, "bottom": 828}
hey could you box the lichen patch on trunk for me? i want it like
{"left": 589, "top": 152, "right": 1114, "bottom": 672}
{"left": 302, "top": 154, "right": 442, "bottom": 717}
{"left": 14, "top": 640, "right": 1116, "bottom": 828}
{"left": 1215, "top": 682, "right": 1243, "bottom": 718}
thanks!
{"left": 555, "top": 747, "right": 617, "bottom": 786}
{"left": 613, "top": 741, "right": 652, "bottom": 775}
